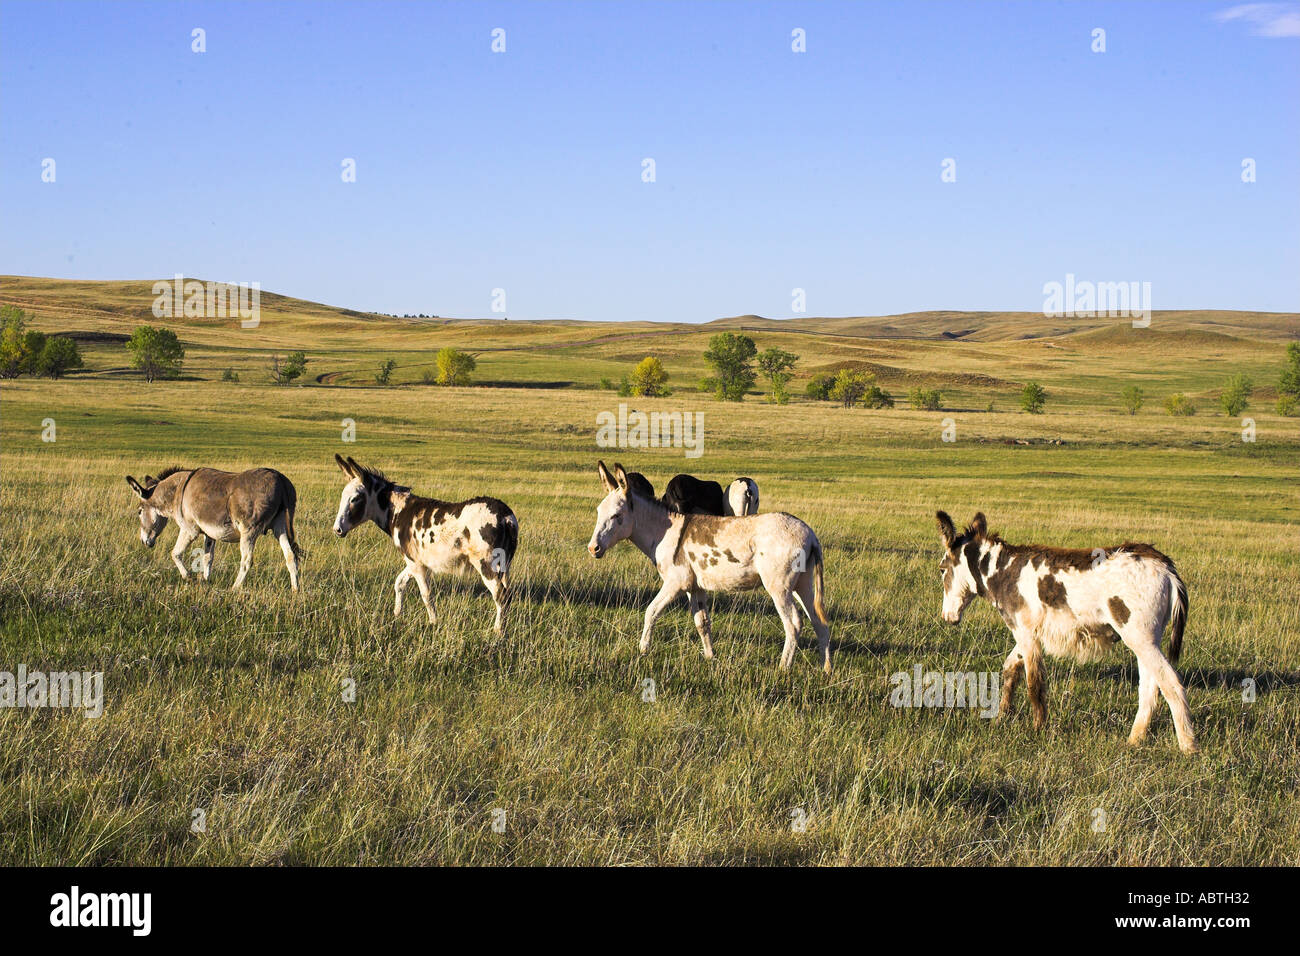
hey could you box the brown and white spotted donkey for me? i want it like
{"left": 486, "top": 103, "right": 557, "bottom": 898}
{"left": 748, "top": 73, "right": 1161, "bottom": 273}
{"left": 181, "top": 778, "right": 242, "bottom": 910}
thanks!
{"left": 588, "top": 461, "right": 831, "bottom": 672}
{"left": 935, "top": 511, "right": 1197, "bottom": 753}
{"left": 332, "top": 455, "right": 518, "bottom": 635}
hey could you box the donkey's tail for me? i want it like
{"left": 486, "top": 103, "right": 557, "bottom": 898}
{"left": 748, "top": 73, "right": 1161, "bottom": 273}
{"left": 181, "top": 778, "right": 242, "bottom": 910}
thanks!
{"left": 1167, "top": 566, "right": 1188, "bottom": 663}
{"left": 498, "top": 512, "right": 519, "bottom": 592}
{"left": 811, "top": 541, "right": 829, "bottom": 627}
{"left": 282, "top": 476, "right": 305, "bottom": 560}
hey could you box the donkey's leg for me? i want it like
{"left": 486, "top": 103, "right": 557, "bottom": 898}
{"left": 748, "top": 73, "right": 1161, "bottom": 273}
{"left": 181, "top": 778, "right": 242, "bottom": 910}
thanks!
{"left": 201, "top": 536, "right": 216, "bottom": 581}
{"left": 171, "top": 524, "right": 198, "bottom": 580}
{"left": 232, "top": 531, "right": 256, "bottom": 589}
{"left": 1021, "top": 638, "right": 1048, "bottom": 730}
{"left": 271, "top": 512, "right": 299, "bottom": 591}
{"left": 1127, "top": 661, "right": 1159, "bottom": 746}
{"left": 794, "top": 573, "right": 831, "bottom": 675}
{"left": 772, "top": 592, "right": 803, "bottom": 670}
{"left": 640, "top": 582, "right": 684, "bottom": 654}
{"left": 411, "top": 564, "right": 436, "bottom": 624}
{"left": 998, "top": 648, "right": 1025, "bottom": 718}
{"left": 476, "top": 559, "right": 510, "bottom": 636}
{"left": 1127, "top": 638, "right": 1197, "bottom": 754}
{"left": 393, "top": 561, "right": 415, "bottom": 617}
{"left": 687, "top": 590, "right": 713, "bottom": 660}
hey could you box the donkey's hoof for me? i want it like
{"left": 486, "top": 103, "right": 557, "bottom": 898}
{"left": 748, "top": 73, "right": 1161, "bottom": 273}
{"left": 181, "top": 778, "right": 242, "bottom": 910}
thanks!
{"left": 1180, "top": 741, "right": 1200, "bottom": 755}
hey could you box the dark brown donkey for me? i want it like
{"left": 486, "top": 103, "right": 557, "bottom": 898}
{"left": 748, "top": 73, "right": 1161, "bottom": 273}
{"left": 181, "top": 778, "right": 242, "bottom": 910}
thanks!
{"left": 125, "top": 467, "right": 302, "bottom": 590}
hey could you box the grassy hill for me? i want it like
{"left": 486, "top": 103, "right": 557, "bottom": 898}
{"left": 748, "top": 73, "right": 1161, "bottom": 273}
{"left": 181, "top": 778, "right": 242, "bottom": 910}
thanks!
{"left": 3, "top": 275, "right": 1295, "bottom": 414}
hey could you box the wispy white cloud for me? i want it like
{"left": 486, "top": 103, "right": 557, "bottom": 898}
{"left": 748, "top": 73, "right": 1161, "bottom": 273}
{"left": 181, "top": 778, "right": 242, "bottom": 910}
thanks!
{"left": 1215, "top": 3, "right": 1300, "bottom": 37}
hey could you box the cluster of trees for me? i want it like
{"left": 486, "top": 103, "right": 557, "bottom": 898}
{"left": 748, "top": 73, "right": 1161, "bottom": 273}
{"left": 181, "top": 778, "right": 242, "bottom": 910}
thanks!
{"left": 1120, "top": 356, "right": 1299, "bottom": 418}
{"left": 0, "top": 306, "right": 84, "bottom": 379}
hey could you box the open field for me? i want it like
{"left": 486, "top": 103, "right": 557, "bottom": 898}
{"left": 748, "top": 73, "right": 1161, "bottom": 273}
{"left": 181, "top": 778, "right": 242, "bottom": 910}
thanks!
{"left": 1, "top": 278, "right": 1298, "bottom": 864}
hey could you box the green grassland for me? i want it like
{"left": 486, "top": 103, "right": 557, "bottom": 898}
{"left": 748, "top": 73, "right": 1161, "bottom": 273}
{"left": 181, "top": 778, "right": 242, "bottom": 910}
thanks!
{"left": 0, "top": 276, "right": 1297, "bottom": 864}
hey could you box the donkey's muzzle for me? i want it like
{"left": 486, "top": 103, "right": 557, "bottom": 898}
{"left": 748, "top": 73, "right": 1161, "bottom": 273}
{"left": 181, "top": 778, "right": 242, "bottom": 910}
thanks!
{"left": 588, "top": 544, "right": 604, "bottom": 559}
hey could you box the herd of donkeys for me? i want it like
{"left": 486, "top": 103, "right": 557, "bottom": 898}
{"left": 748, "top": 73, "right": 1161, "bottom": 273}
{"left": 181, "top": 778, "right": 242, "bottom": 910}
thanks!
{"left": 122, "top": 456, "right": 1199, "bottom": 753}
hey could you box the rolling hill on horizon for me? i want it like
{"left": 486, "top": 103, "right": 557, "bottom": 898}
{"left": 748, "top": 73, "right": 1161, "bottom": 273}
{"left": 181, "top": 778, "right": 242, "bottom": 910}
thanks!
{"left": 5, "top": 275, "right": 1297, "bottom": 345}
{"left": 2, "top": 275, "right": 1296, "bottom": 412}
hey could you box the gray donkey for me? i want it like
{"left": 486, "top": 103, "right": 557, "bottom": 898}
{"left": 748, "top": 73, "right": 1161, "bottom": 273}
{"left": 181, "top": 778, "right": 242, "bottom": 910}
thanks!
{"left": 125, "top": 466, "right": 302, "bottom": 590}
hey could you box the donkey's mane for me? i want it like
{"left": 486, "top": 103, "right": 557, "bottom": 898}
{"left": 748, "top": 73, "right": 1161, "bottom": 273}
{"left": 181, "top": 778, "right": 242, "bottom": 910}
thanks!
{"left": 153, "top": 466, "right": 189, "bottom": 483}
{"left": 352, "top": 460, "right": 391, "bottom": 485}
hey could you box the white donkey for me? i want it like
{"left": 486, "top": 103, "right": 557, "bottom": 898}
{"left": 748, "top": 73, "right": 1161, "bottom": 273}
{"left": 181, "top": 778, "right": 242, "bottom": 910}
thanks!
{"left": 935, "top": 511, "right": 1196, "bottom": 754}
{"left": 588, "top": 461, "right": 832, "bottom": 673}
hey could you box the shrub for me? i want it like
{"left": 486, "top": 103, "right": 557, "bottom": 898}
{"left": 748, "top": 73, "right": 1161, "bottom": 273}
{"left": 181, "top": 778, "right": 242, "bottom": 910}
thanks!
{"left": 375, "top": 358, "right": 397, "bottom": 385}
{"left": 435, "top": 347, "right": 476, "bottom": 386}
{"left": 1279, "top": 342, "right": 1300, "bottom": 403}
{"left": 908, "top": 387, "right": 943, "bottom": 411}
{"left": 629, "top": 356, "right": 670, "bottom": 397}
{"left": 220, "top": 367, "right": 240, "bottom": 382}
{"left": 1164, "top": 393, "right": 1197, "bottom": 416}
{"left": 127, "top": 325, "right": 185, "bottom": 382}
{"left": 269, "top": 351, "right": 308, "bottom": 385}
{"left": 829, "top": 369, "right": 873, "bottom": 408}
{"left": 1219, "top": 373, "right": 1252, "bottom": 417}
{"left": 1020, "top": 381, "right": 1047, "bottom": 414}
{"left": 421, "top": 368, "right": 437, "bottom": 385}
{"left": 1277, "top": 394, "right": 1298, "bottom": 417}
{"left": 864, "top": 385, "right": 894, "bottom": 409}
{"left": 805, "top": 372, "right": 834, "bottom": 401}
{"left": 36, "top": 337, "right": 83, "bottom": 378}
{"left": 1121, "top": 385, "right": 1144, "bottom": 415}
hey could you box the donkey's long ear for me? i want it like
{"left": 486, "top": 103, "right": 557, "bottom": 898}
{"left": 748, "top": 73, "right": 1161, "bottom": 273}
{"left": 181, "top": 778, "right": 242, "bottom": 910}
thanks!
{"left": 597, "top": 460, "right": 616, "bottom": 492}
{"left": 935, "top": 511, "right": 956, "bottom": 547}
{"left": 335, "top": 453, "right": 353, "bottom": 478}
{"left": 126, "top": 476, "right": 152, "bottom": 499}
{"left": 613, "top": 463, "right": 630, "bottom": 492}
{"left": 969, "top": 513, "right": 987, "bottom": 539}
{"left": 345, "top": 456, "right": 368, "bottom": 485}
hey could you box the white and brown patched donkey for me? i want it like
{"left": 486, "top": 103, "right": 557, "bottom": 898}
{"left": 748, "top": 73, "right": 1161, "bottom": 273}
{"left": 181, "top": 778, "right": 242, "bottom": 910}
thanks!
{"left": 125, "top": 466, "right": 302, "bottom": 589}
{"left": 935, "top": 511, "right": 1196, "bottom": 753}
{"left": 332, "top": 455, "right": 518, "bottom": 635}
{"left": 589, "top": 461, "right": 831, "bottom": 672}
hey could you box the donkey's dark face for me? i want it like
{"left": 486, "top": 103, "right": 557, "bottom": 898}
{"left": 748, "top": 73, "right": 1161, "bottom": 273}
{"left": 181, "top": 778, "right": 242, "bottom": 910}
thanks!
{"left": 936, "top": 511, "right": 987, "bottom": 624}
{"left": 125, "top": 475, "right": 167, "bottom": 547}
{"left": 589, "top": 461, "right": 634, "bottom": 559}
{"left": 333, "top": 454, "right": 390, "bottom": 537}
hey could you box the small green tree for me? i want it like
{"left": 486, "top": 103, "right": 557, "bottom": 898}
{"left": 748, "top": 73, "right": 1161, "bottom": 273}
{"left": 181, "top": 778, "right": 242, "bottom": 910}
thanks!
{"left": 908, "top": 387, "right": 943, "bottom": 411}
{"left": 805, "top": 372, "right": 834, "bottom": 401}
{"left": 0, "top": 306, "right": 33, "bottom": 378}
{"left": 375, "top": 358, "right": 397, "bottom": 385}
{"left": 1278, "top": 342, "right": 1300, "bottom": 412}
{"left": 1020, "top": 381, "right": 1047, "bottom": 414}
{"left": 1121, "top": 385, "right": 1144, "bottom": 415}
{"left": 269, "top": 351, "right": 308, "bottom": 385}
{"left": 629, "top": 356, "right": 670, "bottom": 397}
{"left": 1164, "top": 393, "right": 1197, "bottom": 416}
{"left": 127, "top": 325, "right": 185, "bottom": 382}
{"left": 757, "top": 347, "right": 799, "bottom": 404}
{"left": 829, "top": 369, "right": 873, "bottom": 408}
{"left": 435, "top": 347, "right": 476, "bottom": 386}
{"left": 1219, "top": 373, "right": 1252, "bottom": 417}
{"left": 702, "top": 332, "right": 757, "bottom": 402}
{"left": 35, "top": 337, "right": 83, "bottom": 378}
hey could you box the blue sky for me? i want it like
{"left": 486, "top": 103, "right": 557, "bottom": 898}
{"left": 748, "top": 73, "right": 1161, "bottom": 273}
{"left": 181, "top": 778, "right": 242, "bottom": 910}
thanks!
{"left": 2, "top": 0, "right": 1297, "bottom": 321}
